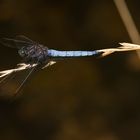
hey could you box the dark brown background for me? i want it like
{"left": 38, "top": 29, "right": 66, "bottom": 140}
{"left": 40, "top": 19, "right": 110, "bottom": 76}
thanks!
{"left": 0, "top": 0, "right": 140, "bottom": 140}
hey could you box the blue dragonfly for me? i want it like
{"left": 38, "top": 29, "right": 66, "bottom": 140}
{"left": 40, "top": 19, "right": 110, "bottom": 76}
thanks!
{"left": 0, "top": 35, "right": 139, "bottom": 95}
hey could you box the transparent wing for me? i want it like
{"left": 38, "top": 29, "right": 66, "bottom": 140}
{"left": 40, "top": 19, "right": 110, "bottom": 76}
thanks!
{"left": 15, "top": 35, "right": 35, "bottom": 44}
{"left": 0, "top": 35, "right": 34, "bottom": 49}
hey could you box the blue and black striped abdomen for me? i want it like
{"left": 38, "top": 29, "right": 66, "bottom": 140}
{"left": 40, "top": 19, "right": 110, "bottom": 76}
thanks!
{"left": 47, "top": 50, "right": 101, "bottom": 58}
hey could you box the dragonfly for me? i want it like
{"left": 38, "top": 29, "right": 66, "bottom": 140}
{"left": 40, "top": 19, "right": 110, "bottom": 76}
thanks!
{"left": 0, "top": 35, "right": 140, "bottom": 96}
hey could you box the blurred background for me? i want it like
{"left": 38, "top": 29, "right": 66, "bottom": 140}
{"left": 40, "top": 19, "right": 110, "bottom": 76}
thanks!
{"left": 0, "top": 0, "right": 140, "bottom": 140}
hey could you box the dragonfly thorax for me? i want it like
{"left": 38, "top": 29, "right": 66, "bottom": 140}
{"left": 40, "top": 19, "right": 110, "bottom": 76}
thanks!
{"left": 18, "top": 45, "right": 49, "bottom": 64}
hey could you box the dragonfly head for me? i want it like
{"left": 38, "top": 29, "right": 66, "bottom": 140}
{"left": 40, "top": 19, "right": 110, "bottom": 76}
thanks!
{"left": 18, "top": 47, "right": 26, "bottom": 57}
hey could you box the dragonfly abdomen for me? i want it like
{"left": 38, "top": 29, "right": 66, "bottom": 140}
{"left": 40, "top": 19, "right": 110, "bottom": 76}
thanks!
{"left": 47, "top": 50, "right": 100, "bottom": 57}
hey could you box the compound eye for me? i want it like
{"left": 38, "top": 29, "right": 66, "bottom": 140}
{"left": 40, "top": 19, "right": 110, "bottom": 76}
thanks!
{"left": 18, "top": 49, "right": 26, "bottom": 57}
{"left": 21, "top": 50, "right": 24, "bottom": 54}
